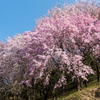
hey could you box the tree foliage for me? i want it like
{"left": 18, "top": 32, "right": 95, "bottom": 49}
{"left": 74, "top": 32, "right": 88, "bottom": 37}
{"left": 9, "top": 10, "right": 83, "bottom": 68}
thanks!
{"left": 1, "top": 0, "right": 100, "bottom": 99}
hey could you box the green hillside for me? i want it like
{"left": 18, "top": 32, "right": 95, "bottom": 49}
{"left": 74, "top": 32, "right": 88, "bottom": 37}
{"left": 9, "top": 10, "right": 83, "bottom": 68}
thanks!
{"left": 58, "top": 80, "right": 100, "bottom": 100}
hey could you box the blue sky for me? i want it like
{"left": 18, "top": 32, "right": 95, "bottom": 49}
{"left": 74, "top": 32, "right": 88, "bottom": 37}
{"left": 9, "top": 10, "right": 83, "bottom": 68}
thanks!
{"left": 0, "top": 0, "right": 78, "bottom": 41}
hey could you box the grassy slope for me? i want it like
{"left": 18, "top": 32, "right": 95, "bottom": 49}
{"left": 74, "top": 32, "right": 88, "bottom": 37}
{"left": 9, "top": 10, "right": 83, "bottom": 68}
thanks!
{"left": 58, "top": 80, "right": 100, "bottom": 100}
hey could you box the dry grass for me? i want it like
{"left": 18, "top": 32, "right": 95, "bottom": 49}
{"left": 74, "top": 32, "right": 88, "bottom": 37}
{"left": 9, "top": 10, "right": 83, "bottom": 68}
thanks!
{"left": 58, "top": 80, "right": 100, "bottom": 100}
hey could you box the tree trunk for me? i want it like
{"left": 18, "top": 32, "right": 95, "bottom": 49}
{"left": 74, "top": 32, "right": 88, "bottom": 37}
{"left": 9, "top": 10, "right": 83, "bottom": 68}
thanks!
{"left": 53, "top": 97, "right": 57, "bottom": 100}
{"left": 28, "top": 97, "right": 31, "bottom": 100}
{"left": 97, "top": 65, "right": 99, "bottom": 82}
{"left": 44, "top": 93, "right": 48, "bottom": 100}
{"left": 77, "top": 77, "right": 81, "bottom": 91}
{"left": 43, "top": 91, "right": 48, "bottom": 100}
{"left": 13, "top": 96, "right": 14, "bottom": 100}
{"left": 62, "top": 85, "right": 64, "bottom": 93}
{"left": 33, "top": 80, "right": 35, "bottom": 100}
{"left": 40, "top": 90, "right": 42, "bottom": 96}
{"left": 84, "top": 80, "right": 87, "bottom": 87}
